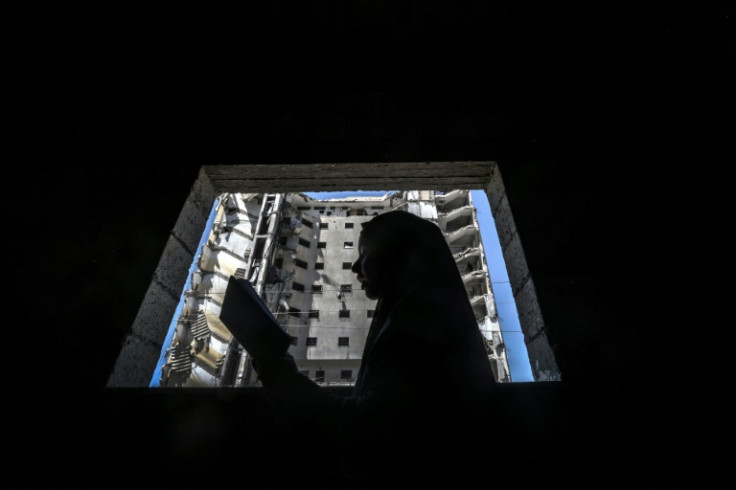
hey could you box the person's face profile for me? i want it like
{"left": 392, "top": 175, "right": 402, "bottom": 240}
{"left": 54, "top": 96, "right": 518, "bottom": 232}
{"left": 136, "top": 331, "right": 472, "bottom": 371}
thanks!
{"left": 352, "top": 233, "right": 384, "bottom": 300}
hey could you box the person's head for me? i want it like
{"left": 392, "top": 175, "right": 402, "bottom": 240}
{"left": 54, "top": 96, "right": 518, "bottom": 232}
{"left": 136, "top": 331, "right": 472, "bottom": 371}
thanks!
{"left": 351, "top": 210, "right": 459, "bottom": 300}
{"left": 351, "top": 227, "right": 388, "bottom": 300}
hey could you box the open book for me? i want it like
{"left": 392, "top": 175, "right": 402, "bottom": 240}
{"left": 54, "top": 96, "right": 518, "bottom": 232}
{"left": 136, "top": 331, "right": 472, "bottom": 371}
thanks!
{"left": 219, "top": 276, "right": 293, "bottom": 360}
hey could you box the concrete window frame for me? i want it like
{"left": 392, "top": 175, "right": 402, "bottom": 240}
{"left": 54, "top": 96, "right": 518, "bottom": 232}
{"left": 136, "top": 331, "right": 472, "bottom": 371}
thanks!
{"left": 107, "top": 161, "right": 560, "bottom": 387}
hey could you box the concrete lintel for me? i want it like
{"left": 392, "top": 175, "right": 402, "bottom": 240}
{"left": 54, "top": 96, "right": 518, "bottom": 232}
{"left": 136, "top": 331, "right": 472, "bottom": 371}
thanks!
{"left": 204, "top": 162, "right": 496, "bottom": 193}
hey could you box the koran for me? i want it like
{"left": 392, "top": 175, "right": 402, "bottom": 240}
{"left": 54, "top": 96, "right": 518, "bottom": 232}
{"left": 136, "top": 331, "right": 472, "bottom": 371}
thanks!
{"left": 219, "top": 276, "right": 293, "bottom": 360}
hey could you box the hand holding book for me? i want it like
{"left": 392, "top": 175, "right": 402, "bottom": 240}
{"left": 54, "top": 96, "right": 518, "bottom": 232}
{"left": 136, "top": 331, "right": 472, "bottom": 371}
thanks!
{"left": 219, "top": 276, "right": 293, "bottom": 361}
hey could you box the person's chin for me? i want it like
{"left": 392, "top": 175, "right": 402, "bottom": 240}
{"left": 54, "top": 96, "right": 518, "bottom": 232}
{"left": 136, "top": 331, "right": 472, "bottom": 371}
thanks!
{"left": 362, "top": 284, "right": 378, "bottom": 300}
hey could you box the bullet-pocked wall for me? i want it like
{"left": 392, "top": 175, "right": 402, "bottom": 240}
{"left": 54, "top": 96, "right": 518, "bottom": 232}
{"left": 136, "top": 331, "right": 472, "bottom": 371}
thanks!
{"left": 106, "top": 162, "right": 560, "bottom": 387}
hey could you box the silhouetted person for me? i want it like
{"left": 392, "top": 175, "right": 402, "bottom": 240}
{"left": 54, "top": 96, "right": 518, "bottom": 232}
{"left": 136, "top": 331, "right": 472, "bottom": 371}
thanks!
{"left": 253, "top": 210, "right": 496, "bottom": 486}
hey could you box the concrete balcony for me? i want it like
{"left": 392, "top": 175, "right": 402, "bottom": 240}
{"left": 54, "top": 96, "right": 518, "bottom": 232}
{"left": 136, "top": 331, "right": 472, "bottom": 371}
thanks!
{"left": 453, "top": 247, "right": 482, "bottom": 272}
{"left": 444, "top": 224, "right": 477, "bottom": 246}
{"left": 469, "top": 294, "right": 487, "bottom": 307}
{"left": 437, "top": 203, "right": 473, "bottom": 229}
{"left": 434, "top": 189, "right": 466, "bottom": 206}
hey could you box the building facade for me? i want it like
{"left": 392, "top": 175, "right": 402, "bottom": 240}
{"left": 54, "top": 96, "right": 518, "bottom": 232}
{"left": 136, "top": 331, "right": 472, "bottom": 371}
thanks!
{"left": 156, "top": 190, "right": 512, "bottom": 387}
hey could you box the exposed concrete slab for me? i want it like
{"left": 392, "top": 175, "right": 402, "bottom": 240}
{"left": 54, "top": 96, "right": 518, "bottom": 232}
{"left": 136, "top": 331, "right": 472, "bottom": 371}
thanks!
{"left": 130, "top": 279, "right": 179, "bottom": 349}
{"left": 485, "top": 162, "right": 505, "bottom": 215}
{"left": 107, "top": 335, "right": 165, "bottom": 387}
{"left": 492, "top": 194, "right": 518, "bottom": 250}
{"left": 107, "top": 170, "right": 218, "bottom": 387}
{"left": 514, "top": 277, "right": 560, "bottom": 381}
{"left": 514, "top": 277, "right": 546, "bottom": 341}
{"left": 502, "top": 233, "right": 531, "bottom": 298}
{"left": 153, "top": 235, "right": 196, "bottom": 299}
{"left": 171, "top": 169, "right": 218, "bottom": 252}
{"left": 486, "top": 165, "right": 560, "bottom": 381}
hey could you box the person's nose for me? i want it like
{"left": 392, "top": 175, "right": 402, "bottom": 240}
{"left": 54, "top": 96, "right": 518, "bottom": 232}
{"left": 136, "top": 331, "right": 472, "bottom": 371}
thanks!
{"left": 351, "top": 258, "right": 361, "bottom": 275}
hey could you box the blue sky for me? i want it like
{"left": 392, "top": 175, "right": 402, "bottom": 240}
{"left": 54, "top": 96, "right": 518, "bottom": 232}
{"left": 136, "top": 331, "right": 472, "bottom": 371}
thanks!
{"left": 305, "top": 190, "right": 534, "bottom": 382}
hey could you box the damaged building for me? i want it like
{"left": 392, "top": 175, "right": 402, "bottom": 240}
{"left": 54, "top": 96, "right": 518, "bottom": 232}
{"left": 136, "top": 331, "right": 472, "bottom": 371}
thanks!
{"left": 156, "top": 190, "right": 512, "bottom": 387}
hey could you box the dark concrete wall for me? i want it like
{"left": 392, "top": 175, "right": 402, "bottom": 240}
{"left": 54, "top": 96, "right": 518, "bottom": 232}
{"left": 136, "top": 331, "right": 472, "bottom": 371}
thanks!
{"left": 8, "top": 1, "right": 721, "bottom": 486}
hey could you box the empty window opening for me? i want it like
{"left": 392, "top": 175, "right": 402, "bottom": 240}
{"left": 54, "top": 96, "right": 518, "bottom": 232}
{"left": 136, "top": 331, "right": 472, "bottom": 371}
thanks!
{"left": 129, "top": 165, "right": 554, "bottom": 391}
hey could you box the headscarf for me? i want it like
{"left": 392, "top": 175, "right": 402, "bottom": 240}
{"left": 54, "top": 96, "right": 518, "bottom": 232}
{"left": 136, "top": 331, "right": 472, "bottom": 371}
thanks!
{"left": 355, "top": 210, "right": 493, "bottom": 392}
{"left": 359, "top": 210, "right": 473, "bottom": 318}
